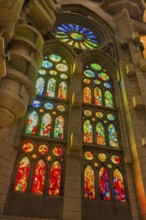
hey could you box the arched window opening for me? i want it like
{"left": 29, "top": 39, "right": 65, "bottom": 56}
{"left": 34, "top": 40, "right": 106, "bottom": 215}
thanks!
{"left": 108, "top": 124, "right": 119, "bottom": 147}
{"left": 113, "top": 169, "right": 126, "bottom": 202}
{"left": 14, "top": 157, "right": 30, "bottom": 192}
{"left": 40, "top": 113, "right": 52, "bottom": 137}
{"left": 105, "top": 91, "right": 114, "bottom": 108}
{"left": 32, "top": 159, "right": 46, "bottom": 195}
{"left": 96, "top": 122, "right": 106, "bottom": 145}
{"left": 58, "top": 81, "right": 67, "bottom": 100}
{"left": 48, "top": 161, "right": 62, "bottom": 196}
{"left": 25, "top": 111, "right": 38, "bottom": 135}
{"left": 84, "top": 165, "right": 95, "bottom": 199}
{"left": 83, "top": 120, "right": 93, "bottom": 143}
{"left": 83, "top": 87, "right": 92, "bottom": 104}
{"left": 54, "top": 116, "right": 64, "bottom": 139}
{"left": 36, "top": 77, "right": 45, "bottom": 95}
{"left": 99, "top": 166, "right": 110, "bottom": 201}
{"left": 94, "top": 87, "right": 102, "bottom": 106}
{"left": 46, "top": 78, "right": 56, "bottom": 97}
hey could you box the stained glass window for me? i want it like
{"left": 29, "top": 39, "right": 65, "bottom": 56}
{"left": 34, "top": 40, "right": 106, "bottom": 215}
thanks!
{"left": 99, "top": 167, "right": 110, "bottom": 200}
{"left": 54, "top": 116, "right": 64, "bottom": 139}
{"left": 105, "top": 91, "right": 114, "bottom": 108}
{"left": 96, "top": 122, "right": 106, "bottom": 145}
{"left": 108, "top": 124, "right": 119, "bottom": 147}
{"left": 40, "top": 114, "right": 52, "bottom": 137}
{"left": 94, "top": 87, "right": 102, "bottom": 106}
{"left": 46, "top": 78, "right": 56, "bottom": 97}
{"left": 58, "top": 82, "right": 67, "bottom": 100}
{"left": 83, "top": 87, "right": 91, "bottom": 104}
{"left": 84, "top": 120, "right": 93, "bottom": 143}
{"left": 84, "top": 165, "right": 95, "bottom": 199}
{"left": 36, "top": 77, "right": 45, "bottom": 95}
{"left": 48, "top": 161, "right": 62, "bottom": 196}
{"left": 26, "top": 111, "right": 38, "bottom": 135}
{"left": 54, "top": 23, "right": 99, "bottom": 50}
{"left": 14, "top": 157, "right": 30, "bottom": 192}
{"left": 113, "top": 169, "right": 126, "bottom": 202}
{"left": 32, "top": 160, "right": 46, "bottom": 194}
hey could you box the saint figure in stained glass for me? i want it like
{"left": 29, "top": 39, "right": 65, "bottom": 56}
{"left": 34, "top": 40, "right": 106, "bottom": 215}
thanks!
{"left": 96, "top": 122, "right": 106, "bottom": 145}
{"left": 113, "top": 169, "right": 126, "bottom": 202}
{"left": 48, "top": 161, "right": 61, "bottom": 196}
{"left": 99, "top": 167, "right": 110, "bottom": 200}
{"left": 54, "top": 116, "right": 64, "bottom": 139}
{"left": 14, "top": 157, "right": 30, "bottom": 192}
{"left": 84, "top": 165, "right": 95, "bottom": 199}
{"left": 84, "top": 120, "right": 93, "bottom": 143}
{"left": 105, "top": 91, "right": 114, "bottom": 108}
{"left": 40, "top": 114, "right": 52, "bottom": 137}
{"left": 36, "top": 77, "right": 45, "bottom": 95}
{"left": 32, "top": 160, "right": 46, "bottom": 194}
{"left": 94, "top": 87, "right": 102, "bottom": 106}
{"left": 26, "top": 111, "right": 38, "bottom": 135}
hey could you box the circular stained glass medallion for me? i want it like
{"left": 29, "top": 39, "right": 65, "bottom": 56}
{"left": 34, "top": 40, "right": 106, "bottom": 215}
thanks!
{"left": 60, "top": 74, "right": 68, "bottom": 79}
{"left": 52, "top": 146, "right": 63, "bottom": 156}
{"left": 55, "top": 23, "right": 99, "bottom": 50}
{"left": 38, "top": 145, "right": 49, "bottom": 155}
{"left": 57, "top": 105, "right": 66, "bottom": 112}
{"left": 84, "top": 69, "right": 95, "bottom": 78}
{"left": 104, "top": 83, "right": 111, "bottom": 88}
{"left": 94, "top": 80, "right": 101, "bottom": 85}
{"left": 91, "top": 63, "right": 102, "bottom": 71}
{"left": 83, "top": 79, "right": 90, "bottom": 84}
{"left": 98, "top": 72, "right": 109, "bottom": 81}
{"left": 39, "top": 69, "right": 46, "bottom": 75}
{"left": 49, "top": 54, "right": 61, "bottom": 62}
{"left": 95, "top": 112, "right": 103, "bottom": 118}
{"left": 56, "top": 63, "right": 68, "bottom": 72}
{"left": 42, "top": 60, "right": 52, "bottom": 69}
{"left": 44, "top": 103, "right": 54, "bottom": 110}
{"left": 22, "top": 142, "right": 34, "bottom": 153}
{"left": 107, "top": 114, "right": 115, "bottom": 121}
{"left": 84, "top": 151, "right": 94, "bottom": 160}
{"left": 32, "top": 100, "right": 41, "bottom": 108}
{"left": 49, "top": 70, "right": 57, "bottom": 75}
{"left": 98, "top": 153, "right": 107, "bottom": 162}
{"left": 111, "top": 155, "right": 121, "bottom": 164}
{"left": 84, "top": 110, "right": 92, "bottom": 116}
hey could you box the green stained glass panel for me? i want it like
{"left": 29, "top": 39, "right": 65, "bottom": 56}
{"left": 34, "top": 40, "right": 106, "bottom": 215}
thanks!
{"left": 40, "top": 114, "right": 52, "bottom": 137}
{"left": 91, "top": 63, "right": 102, "bottom": 71}
{"left": 54, "top": 116, "right": 64, "bottom": 139}
{"left": 98, "top": 72, "right": 109, "bottom": 81}
{"left": 105, "top": 91, "right": 114, "bottom": 108}
{"left": 108, "top": 124, "right": 119, "bottom": 147}
{"left": 49, "top": 54, "right": 61, "bottom": 62}
{"left": 94, "top": 87, "right": 102, "bottom": 106}
{"left": 107, "top": 114, "right": 115, "bottom": 121}
{"left": 26, "top": 111, "right": 38, "bottom": 135}
{"left": 96, "top": 122, "right": 106, "bottom": 145}
{"left": 84, "top": 120, "right": 93, "bottom": 143}
{"left": 46, "top": 78, "right": 56, "bottom": 97}
{"left": 36, "top": 77, "right": 45, "bottom": 95}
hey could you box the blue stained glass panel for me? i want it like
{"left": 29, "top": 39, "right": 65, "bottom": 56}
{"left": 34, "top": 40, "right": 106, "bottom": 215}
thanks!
{"left": 32, "top": 100, "right": 41, "bottom": 108}
{"left": 36, "top": 77, "right": 45, "bottom": 95}
{"left": 42, "top": 60, "right": 52, "bottom": 69}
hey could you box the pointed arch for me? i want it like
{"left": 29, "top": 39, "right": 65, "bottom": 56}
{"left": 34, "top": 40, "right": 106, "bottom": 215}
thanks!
{"left": 99, "top": 166, "right": 110, "bottom": 200}
{"left": 84, "top": 120, "right": 93, "bottom": 143}
{"left": 32, "top": 159, "right": 46, "bottom": 194}
{"left": 58, "top": 81, "right": 67, "bottom": 100}
{"left": 36, "top": 77, "right": 45, "bottom": 95}
{"left": 105, "top": 91, "right": 114, "bottom": 108}
{"left": 54, "top": 116, "right": 64, "bottom": 139}
{"left": 94, "top": 87, "right": 102, "bottom": 106}
{"left": 48, "top": 161, "right": 62, "bottom": 196}
{"left": 14, "top": 157, "right": 30, "bottom": 192}
{"left": 108, "top": 124, "right": 119, "bottom": 147}
{"left": 84, "top": 165, "right": 95, "bottom": 199}
{"left": 83, "top": 86, "right": 91, "bottom": 104}
{"left": 40, "top": 113, "right": 52, "bottom": 137}
{"left": 46, "top": 78, "right": 56, "bottom": 97}
{"left": 96, "top": 122, "right": 106, "bottom": 145}
{"left": 25, "top": 111, "right": 38, "bottom": 135}
{"left": 113, "top": 169, "right": 126, "bottom": 202}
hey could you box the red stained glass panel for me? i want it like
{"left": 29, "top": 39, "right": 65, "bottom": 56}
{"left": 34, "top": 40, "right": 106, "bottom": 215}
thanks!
{"left": 113, "top": 169, "right": 126, "bottom": 202}
{"left": 48, "top": 161, "right": 62, "bottom": 196}
{"left": 99, "top": 167, "right": 110, "bottom": 200}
